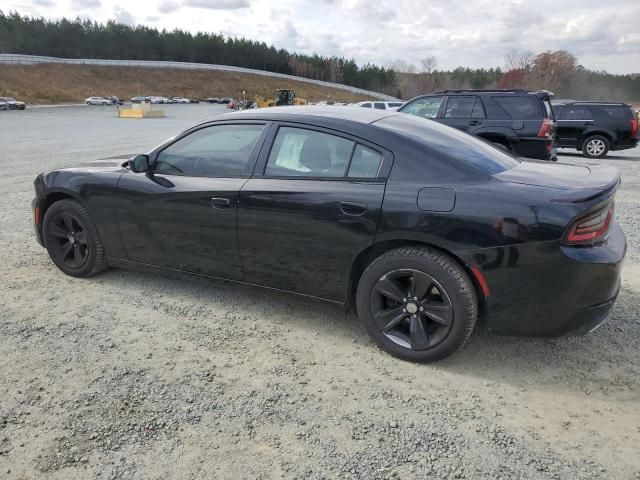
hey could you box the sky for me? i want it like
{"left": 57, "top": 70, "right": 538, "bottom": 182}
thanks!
{"left": 4, "top": 0, "right": 640, "bottom": 74}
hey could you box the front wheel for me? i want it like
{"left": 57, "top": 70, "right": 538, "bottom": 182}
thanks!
{"left": 356, "top": 247, "right": 477, "bottom": 362}
{"left": 42, "top": 199, "right": 107, "bottom": 277}
{"left": 582, "top": 135, "right": 609, "bottom": 158}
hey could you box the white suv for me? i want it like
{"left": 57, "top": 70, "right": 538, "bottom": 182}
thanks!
{"left": 354, "top": 101, "right": 404, "bottom": 110}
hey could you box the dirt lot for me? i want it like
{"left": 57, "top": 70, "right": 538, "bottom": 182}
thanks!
{"left": 0, "top": 64, "right": 369, "bottom": 105}
{"left": 1, "top": 105, "right": 639, "bottom": 479}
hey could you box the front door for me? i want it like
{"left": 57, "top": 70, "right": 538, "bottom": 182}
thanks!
{"left": 237, "top": 124, "right": 389, "bottom": 301}
{"left": 115, "top": 122, "right": 268, "bottom": 279}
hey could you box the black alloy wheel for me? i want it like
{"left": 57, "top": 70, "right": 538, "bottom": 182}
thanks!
{"left": 42, "top": 199, "right": 107, "bottom": 277}
{"left": 370, "top": 269, "right": 453, "bottom": 350}
{"left": 356, "top": 247, "right": 477, "bottom": 362}
{"left": 46, "top": 211, "right": 90, "bottom": 269}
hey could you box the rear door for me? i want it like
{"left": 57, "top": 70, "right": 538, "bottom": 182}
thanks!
{"left": 237, "top": 123, "right": 391, "bottom": 301}
{"left": 115, "top": 122, "right": 268, "bottom": 279}
{"left": 440, "top": 96, "right": 486, "bottom": 133}
{"left": 555, "top": 105, "right": 589, "bottom": 146}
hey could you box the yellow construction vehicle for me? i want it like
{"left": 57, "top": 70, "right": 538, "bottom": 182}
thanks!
{"left": 255, "top": 89, "right": 308, "bottom": 108}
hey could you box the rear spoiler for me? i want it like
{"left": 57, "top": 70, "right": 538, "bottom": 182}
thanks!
{"left": 534, "top": 90, "right": 554, "bottom": 100}
{"left": 552, "top": 164, "right": 621, "bottom": 203}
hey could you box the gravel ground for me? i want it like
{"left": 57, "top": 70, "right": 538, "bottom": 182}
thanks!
{"left": 1, "top": 105, "right": 639, "bottom": 480}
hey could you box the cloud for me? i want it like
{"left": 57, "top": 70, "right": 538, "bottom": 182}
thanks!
{"left": 113, "top": 6, "right": 134, "bottom": 25}
{"left": 184, "top": 0, "right": 250, "bottom": 10}
{"left": 70, "top": 0, "right": 101, "bottom": 8}
{"left": 32, "top": 0, "right": 55, "bottom": 6}
{"left": 158, "top": 1, "right": 180, "bottom": 13}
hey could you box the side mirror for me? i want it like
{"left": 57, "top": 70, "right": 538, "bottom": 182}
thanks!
{"left": 129, "top": 154, "right": 150, "bottom": 173}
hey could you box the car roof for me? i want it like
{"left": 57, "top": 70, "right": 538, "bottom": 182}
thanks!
{"left": 561, "top": 101, "right": 630, "bottom": 107}
{"left": 205, "top": 106, "right": 396, "bottom": 125}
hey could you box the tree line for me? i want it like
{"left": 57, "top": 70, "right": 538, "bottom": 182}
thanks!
{"left": 1, "top": 12, "right": 638, "bottom": 102}
{"left": 0, "top": 11, "right": 397, "bottom": 94}
{"left": 391, "top": 51, "right": 639, "bottom": 102}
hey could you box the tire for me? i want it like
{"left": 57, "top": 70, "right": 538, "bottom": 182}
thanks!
{"left": 582, "top": 135, "right": 610, "bottom": 159}
{"left": 42, "top": 199, "right": 107, "bottom": 278}
{"left": 356, "top": 247, "right": 477, "bottom": 362}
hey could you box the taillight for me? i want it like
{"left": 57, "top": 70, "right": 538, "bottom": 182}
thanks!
{"left": 537, "top": 118, "right": 553, "bottom": 138}
{"left": 34, "top": 207, "right": 41, "bottom": 225}
{"left": 631, "top": 118, "right": 638, "bottom": 139}
{"left": 565, "top": 202, "right": 614, "bottom": 245}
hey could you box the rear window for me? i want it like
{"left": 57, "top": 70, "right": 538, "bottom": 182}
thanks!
{"left": 377, "top": 114, "right": 519, "bottom": 175}
{"left": 388, "top": 102, "right": 403, "bottom": 108}
{"left": 493, "top": 96, "right": 541, "bottom": 119}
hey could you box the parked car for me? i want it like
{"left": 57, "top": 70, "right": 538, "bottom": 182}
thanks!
{"left": 189, "top": 99, "right": 200, "bottom": 104}
{"left": 0, "top": 97, "right": 27, "bottom": 110}
{"left": 131, "top": 96, "right": 147, "bottom": 103}
{"left": 552, "top": 101, "right": 639, "bottom": 158}
{"left": 206, "top": 97, "right": 221, "bottom": 104}
{"left": 172, "top": 97, "right": 191, "bottom": 104}
{"left": 0, "top": 99, "right": 9, "bottom": 111}
{"left": 220, "top": 97, "right": 233, "bottom": 104}
{"left": 85, "top": 96, "right": 110, "bottom": 106}
{"left": 398, "top": 89, "right": 557, "bottom": 161}
{"left": 355, "top": 101, "right": 404, "bottom": 110}
{"left": 32, "top": 107, "right": 625, "bottom": 362}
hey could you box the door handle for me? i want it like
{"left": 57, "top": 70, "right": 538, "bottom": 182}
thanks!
{"left": 340, "top": 201, "right": 367, "bottom": 216}
{"left": 468, "top": 120, "right": 481, "bottom": 126}
{"left": 210, "top": 197, "right": 231, "bottom": 209}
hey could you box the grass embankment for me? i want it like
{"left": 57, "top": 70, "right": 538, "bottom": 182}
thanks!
{"left": 0, "top": 63, "right": 371, "bottom": 104}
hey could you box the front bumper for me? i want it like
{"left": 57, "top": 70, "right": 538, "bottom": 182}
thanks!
{"left": 458, "top": 223, "right": 626, "bottom": 337}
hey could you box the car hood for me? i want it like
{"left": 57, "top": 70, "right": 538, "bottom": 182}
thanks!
{"left": 60, "top": 155, "right": 134, "bottom": 173}
{"left": 495, "top": 160, "right": 620, "bottom": 202}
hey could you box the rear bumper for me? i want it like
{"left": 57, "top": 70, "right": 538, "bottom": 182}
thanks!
{"left": 458, "top": 223, "right": 626, "bottom": 337}
{"left": 512, "top": 137, "right": 556, "bottom": 161}
{"left": 611, "top": 139, "right": 639, "bottom": 151}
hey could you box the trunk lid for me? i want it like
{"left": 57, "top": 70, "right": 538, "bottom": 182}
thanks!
{"left": 495, "top": 160, "right": 620, "bottom": 202}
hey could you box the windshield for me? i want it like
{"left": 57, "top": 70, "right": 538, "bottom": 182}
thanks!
{"left": 376, "top": 114, "right": 520, "bottom": 175}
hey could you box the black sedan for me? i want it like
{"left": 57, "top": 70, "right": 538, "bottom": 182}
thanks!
{"left": 32, "top": 107, "right": 625, "bottom": 362}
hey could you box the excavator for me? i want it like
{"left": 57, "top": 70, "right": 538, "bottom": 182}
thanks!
{"left": 255, "top": 89, "right": 308, "bottom": 108}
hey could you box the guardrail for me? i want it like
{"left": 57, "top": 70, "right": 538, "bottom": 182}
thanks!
{"left": 0, "top": 54, "right": 399, "bottom": 101}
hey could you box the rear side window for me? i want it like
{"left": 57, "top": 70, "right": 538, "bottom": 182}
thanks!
{"left": 443, "top": 97, "right": 475, "bottom": 118}
{"left": 600, "top": 105, "right": 632, "bottom": 119}
{"left": 493, "top": 96, "right": 541, "bottom": 119}
{"left": 388, "top": 102, "right": 403, "bottom": 108}
{"left": 348, "top": 145, "right": 383, "bottom": 178}
{"left": 374, "top": 102, "right": 386, "bottom": 109}
{"left": 401, "top": 96, "right": 443, "bottom": 119}
{"left": 265, "top": 127, "right": 354, "bottom": 177}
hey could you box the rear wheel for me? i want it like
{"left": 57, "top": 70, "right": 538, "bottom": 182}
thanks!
{"left": 582, "top": 135, "right": 609, "bottom": 158}
{"left": 356, "top": 247, "right": 477, "bottom": 362}
{"left": 42, "top": 199, "right": 107, "bottom": 277}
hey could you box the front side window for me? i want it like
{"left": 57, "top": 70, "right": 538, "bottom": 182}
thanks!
{"left": 558, "top": 106, "right": 585, "bottom": 120}
{"left": 444, "top": 97, "right": 476, "bottom": 118}
{"left": 265, "top": 127, "right": 354, "bottom": 177}
{"left": 400, "top": 96, "right": 443, "bottom": 119}
{"left": 374, "top": 102, "right": 386, "bottom": 110}
{"left": 154, "top": 124, "right": 264, "bottom": 176}
{"left": 361, "top": 103, "right": 372, "bottom": 108}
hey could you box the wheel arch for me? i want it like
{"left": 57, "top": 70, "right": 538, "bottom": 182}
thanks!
{"left": 347, "top": 238, "right": 486, "bottom": 316}
{"left": 579, "top": 130, "right": 615, "bottom": 148}
{"left": 39, "top": 190, "right": 82, "bottom": 221}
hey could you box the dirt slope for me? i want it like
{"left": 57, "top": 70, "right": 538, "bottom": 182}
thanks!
{"left": 0, "top": 63, "right": 371, "bottom": 104}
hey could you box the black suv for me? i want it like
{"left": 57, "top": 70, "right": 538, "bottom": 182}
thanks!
{"left": 552, "top": 101, "right": 639, "bottom": 158}
{"left": 398, "top": 89, "right": 556, "bottom": 160}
